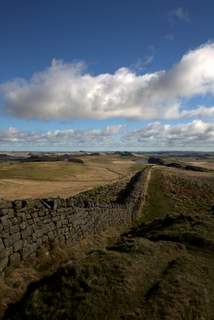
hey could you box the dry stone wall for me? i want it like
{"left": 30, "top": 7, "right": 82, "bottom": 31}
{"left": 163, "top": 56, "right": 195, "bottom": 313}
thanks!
{"left": 0, "top": 169, "right": 148, "bottom": 274}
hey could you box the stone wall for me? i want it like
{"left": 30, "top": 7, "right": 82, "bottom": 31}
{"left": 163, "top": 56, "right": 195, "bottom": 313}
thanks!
{"left": 0, "top": 169, "right": 148, "bottom": 274}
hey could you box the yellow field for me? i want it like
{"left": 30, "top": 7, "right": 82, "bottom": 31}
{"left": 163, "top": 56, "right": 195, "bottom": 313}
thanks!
{"left": 186, "top": 161, "right": 214, "bottom": 170}
{"left": 0, "top": 155, "right": 135, "bottom": 199}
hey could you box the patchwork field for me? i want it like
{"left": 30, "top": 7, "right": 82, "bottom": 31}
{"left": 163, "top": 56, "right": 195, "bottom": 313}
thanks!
{"left": 0, "top": 156, "right": 136, "bottom": 199}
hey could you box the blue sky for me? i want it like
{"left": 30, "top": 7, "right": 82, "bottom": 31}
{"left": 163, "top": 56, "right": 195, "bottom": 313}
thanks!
{"left": 0, "top": 0, "right": 214, "bottom": 151}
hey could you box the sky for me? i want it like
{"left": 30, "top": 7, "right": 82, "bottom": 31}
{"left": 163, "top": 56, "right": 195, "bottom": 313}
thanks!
{"left": 0, "top": 0, "right": 214, "bottom": 151}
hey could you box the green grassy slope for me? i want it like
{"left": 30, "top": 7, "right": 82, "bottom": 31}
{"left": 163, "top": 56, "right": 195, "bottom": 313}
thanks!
{"left": 142, "top": 167, "right": 214, "bottom": 222}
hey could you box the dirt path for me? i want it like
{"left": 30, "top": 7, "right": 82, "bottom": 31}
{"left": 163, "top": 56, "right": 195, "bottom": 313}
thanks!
{"left": 140, "top": 166, "right": 153, "bottom": 213}
{"left": 144, "top": 166, "right": 153, "bottom": 196}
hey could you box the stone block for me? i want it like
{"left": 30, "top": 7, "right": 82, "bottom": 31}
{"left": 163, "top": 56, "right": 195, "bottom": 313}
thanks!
{"left": 26, "top": 213, "right": 32, "bottom": 220}
{"left": 22, "top": 244, "right": 36, "bottom": 259}
{"left": 10, "top": 252, "right": 21, "bottom": 266}
{"left": 8, "top": 209, "right": 15, "bottom": 218}
{"left": 0, "top": 239, "right": 5, "bottom": 251}
{"left": 0, "top": 215, "right": 10, "bottom": 227}
{"left": 11, "top": 232, "right": 21, "bottom": 243}
{"left": 0, "top": 199, "right": 12, "bottom": 209}
{"left": 48, "top": 231, "right": 54, "bottom": 240}
{"left": 13, "top": 200, "right": 25, "bottom": 210}
{"left": 13, "top": 239, "right": 23, "bottom": 252}
{"left": 38, "top": 210, "right": 46, "bottom": 217}
{"left": 27, "top": 219, "right": 34, "bottom": 225}
{"left": 42, "top": 235, "right": 48, "bottom": 243}
{"left": 3, "top": 237, "right": 14, "bottom": 248}
{"left": 31, "top": 211, "right": 38, "bottom": 218}
{"left": 21, "top": 227, "right": 32, "bottom": 239}
{"left": 20, "top": 221, "right": 26, "bottom": 230}
{"left": 0, "top": 255, "right": 8, "bottom": 272}
{"left": 15, "top": 211, "right": 26, "bottom": 220}
{"left": 10, "top": 224, "right": 20, "bottom": 234}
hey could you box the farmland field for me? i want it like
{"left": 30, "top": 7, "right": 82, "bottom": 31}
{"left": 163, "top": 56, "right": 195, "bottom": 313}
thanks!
{"left": 0, "top": 155, "right": 136, "bottom": 199}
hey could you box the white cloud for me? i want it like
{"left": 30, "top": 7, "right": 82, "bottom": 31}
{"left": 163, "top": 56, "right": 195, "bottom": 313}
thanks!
{"left": 1, "top": 43, "right": 214, "bottom": 121}
{"left": 1, "top": 121, "right": 214, "bottom": 150}
{"left": 123, "top": 120, "right": 214, "bottom": 148}
{"left": 180, "top": 106, "right": 214, "bottom": 118}
{"left": 0, "top": 125, "right": 124, "bottom": 147}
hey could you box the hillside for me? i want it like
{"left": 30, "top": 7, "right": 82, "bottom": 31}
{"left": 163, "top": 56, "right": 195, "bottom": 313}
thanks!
{"left": 4, "top": 211, "right": 214, "bottom": 320}
{"left": 1, "top": 166, "right": 214, "bottom": 319}
{"left": 0, "top": 155, "right": 135, "bottom": 200}
{"left": 143, "top": 166, "right": 214, "bottom": 221}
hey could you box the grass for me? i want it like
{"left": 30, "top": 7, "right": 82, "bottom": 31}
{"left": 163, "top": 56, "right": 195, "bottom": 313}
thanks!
{"left": 0, "top": 162, "right": 86, "bottom": 181}
{"left": 141, "top": 168, "right": 173, "bottom": 222}
{"left": 5, "top": 208, "right": 214, "bottom": 319}
{"left": 129, "top": 163, "right": 149, "bottom": 172}
{"left": 142, "top": 167, "right": 214, "bottom": 222}
{"left": 0, "top": 156, "right": 136, "bottom": 199}
{"left": 0, "top": 224, "right": 131, "bottom": 319}
{"left": 0, "top": 156, "right": 137, "bottom": 182}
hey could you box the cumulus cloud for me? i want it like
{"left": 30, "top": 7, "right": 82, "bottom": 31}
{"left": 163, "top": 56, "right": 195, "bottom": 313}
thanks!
{"left": 1, "top": 43, "right": 214, "bottom": 121}
{"left": 0, "top": 125, "right": 124, "bottom": 147}
{"left": 180, "top": 106, "right": 214, "bottom": 118}
{"left": 1, "top": 121, "right": 214, "bottom": 150}
{"left": 123, "top": 120, "right": 214, "bottom": 148}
